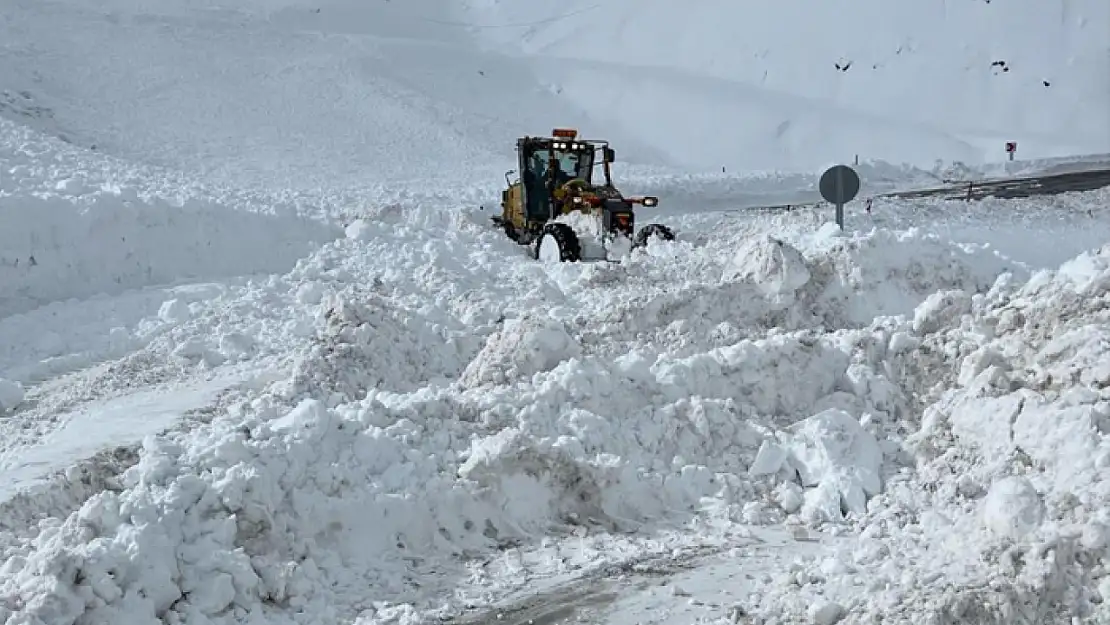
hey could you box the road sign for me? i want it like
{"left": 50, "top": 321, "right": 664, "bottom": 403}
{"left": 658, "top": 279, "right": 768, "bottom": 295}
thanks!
{"left": 819, "top": 164, "right": 860, "bottom": 230}
{"left": 1006, "top": 141, "right": 1017, "bottom": 161}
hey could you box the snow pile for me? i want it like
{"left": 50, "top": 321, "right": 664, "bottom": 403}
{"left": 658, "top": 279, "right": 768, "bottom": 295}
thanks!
{"left": 0, "top": 221, "right": 1107, "bottom": 625}
{"left": 618, "top": 223, "right": 1020, "bottom": 346}
{"left": 734, "top": 243, "right": 1110, "bottom": 624}
{"left": 0, "top": 312, "right": 913, "bottom": 624}
{"left": 0, "top": 398, "right": 485, "bottom": 625}
{"left": 721, "top": 234, "right": 811, "bottom": 303}
{"left": 460, "top": 316, "right": 582, "bottom": 387}
{"left": 1, "top": 156, "right": 1107, "bottom": 625}
{"left": 277, "top": 290, "right": 469, "bottom": 402}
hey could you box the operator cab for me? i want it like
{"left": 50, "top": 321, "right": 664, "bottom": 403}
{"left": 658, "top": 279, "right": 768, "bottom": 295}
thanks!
{"left": 519, "top": 130, "right": 598, "bottom": 220}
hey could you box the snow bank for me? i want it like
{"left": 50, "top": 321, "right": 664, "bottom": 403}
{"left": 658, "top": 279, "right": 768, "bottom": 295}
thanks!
{"left": 736, "top": 242, "right": 1110, "bottom": 624}
{"left": 0, "top": 332, "right": 885, "bottom": 623}
{"left": 790, "top": 225, "right": 1022, "bottom": 326}
{"left": 1, "top": 185, "right": 1108, "bottom": 625}
{"left": 0, "top": 245, "right": 931, "bottom": 624}
{"left": 0, "top": 188, "right": 338, "bottom": 318}
{"left": 616, "top": 222, "right": 1021, "bottom": 343}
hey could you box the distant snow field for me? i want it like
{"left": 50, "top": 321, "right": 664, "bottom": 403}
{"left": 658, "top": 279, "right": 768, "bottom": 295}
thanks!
{"left": 461, "top": 0, "right": 1110, "bottom": 172}
{"left": 1, "top": 0, "right": 1109, "bottom": 624}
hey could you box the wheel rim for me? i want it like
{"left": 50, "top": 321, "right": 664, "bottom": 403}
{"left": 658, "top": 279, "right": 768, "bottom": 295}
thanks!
{"left": 537, "top": 233, "right": 562, "bottom": 262}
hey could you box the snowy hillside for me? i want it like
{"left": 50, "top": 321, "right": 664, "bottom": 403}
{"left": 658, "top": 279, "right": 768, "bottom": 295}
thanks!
{"left": 4, "top": 0, "right": 1108, "bottom": 188}
{"left": 2, "top": 1, "right": 1110, "bottom": 625}
{"left": 0, "top": 0, "right": 681, "bottom": 190}
{"left": 461, "top": 0, "right": 1110, "bottom": 172}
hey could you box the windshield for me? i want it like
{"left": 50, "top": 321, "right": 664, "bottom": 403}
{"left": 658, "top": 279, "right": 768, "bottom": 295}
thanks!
{"left": 525, "top": 146, "right": 596, "bottom": 190}
{"left": 553, "top": 148, "right": 594, "bottom": 181}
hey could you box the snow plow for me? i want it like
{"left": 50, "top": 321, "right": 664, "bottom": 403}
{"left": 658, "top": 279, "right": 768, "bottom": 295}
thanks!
{"left": 491, "top": 128, "right": 675, "bottom": 262}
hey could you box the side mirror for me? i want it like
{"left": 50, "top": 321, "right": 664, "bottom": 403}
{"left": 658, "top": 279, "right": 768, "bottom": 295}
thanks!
{"left": 603, "top": 147, "right": 616, "bottom": 163}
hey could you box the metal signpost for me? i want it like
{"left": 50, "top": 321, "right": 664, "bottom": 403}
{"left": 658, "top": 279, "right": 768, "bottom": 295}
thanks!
{"left": 1006, "top": 141, "right": 1017, "bottom": 162}
{"left": 818, "top": 164, "right": 861, "bottom": 230}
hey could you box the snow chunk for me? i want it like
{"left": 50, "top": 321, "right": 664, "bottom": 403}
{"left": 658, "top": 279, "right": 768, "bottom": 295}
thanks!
{"left": 458, "top": 428, "right": 606, "bottom": 532}
{"left": 284, "top": 291, "right": 463, "bottom": 399}
{"left": 724, "top": 234, "right": 811, "bottom": 301}
{"left": 775, "top": 482, "right": 805, "bottom": 514}
{"left": 912, "top": 288, "right": 972, "bottom": 334}
{"left": 158, "top": 298, "right": 191, "bottom": 323}
{"left": 981, "top": 475, "right": 1044, "bottom": 541}
{"left": 887, "top": 331, "right": 920, "bottom": 355}
{"left": 460, "top": 316, "right": 582, "bottom": 387}
{"left": 809, "top": 601, "right": 846, "bottom": 625}
{"left": 344, "top": 218, "right": 375, "bottom": 241}
{"left": 957, "top": 345, "right": 1009, "bottom": 387}
{"left": 785, "top": 409, "right": 883, "bottom": 522}
{"left": 54, "top": 175, "right": 89, "bottom": 195}
{"left": 295, "top": 282, "right": 326, "bottom": 305}
{"left": 749, "top": 440, "right": 788, "bottom": 477}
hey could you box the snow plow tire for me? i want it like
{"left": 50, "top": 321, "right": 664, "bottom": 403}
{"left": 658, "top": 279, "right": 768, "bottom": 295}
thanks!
{"left": 534, "top": 223, "right": 581, "bottom": 263}
{"left": 633, "top": 223, "right": 675, "bottom": 248}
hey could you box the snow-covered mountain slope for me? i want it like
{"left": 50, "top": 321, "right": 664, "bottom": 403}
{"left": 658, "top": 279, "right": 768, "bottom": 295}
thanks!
{"left": 4, "top": 0, "right": 1108, "bottom": 188}
{"left": 461, "top": 0, "right": 1110, "bottom": 172}
{"left": 0, "top": 121, "right": 343, "bottom": 321}
{"left": 0, "top": 0, "right": 673, "bottom": 189}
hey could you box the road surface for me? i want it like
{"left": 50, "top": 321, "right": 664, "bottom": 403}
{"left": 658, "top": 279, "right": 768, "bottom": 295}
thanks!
{"left": 743, "top": 165, "right": 1110, "bottom": 214}
{"left": 894, "top": 166, "right": 1110, "bottom": 201}
{"left": 443, "top": 527, "right": 831, "bottom": 625}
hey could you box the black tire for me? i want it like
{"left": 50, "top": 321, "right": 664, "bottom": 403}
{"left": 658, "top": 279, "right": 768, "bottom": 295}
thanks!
{"left": 534, "top": 222, "right": 581, "bottom": 262}
{"left": 633, "top": 223, "right": 675, "bottom": 248}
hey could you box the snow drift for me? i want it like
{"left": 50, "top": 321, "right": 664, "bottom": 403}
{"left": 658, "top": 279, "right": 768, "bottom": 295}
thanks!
{"left": 0, "top": 189, "right": 338, "bottom": 318}
{"left": 0, "top": 116, "right": 340, "bottom": 320}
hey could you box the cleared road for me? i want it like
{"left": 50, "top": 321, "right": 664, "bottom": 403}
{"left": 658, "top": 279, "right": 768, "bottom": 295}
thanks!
{"left": 894, "top": 167, "right": 1110, "bottom": 201}
{"left": 742, "top": 166, "right": 1110, "bottom": 214}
